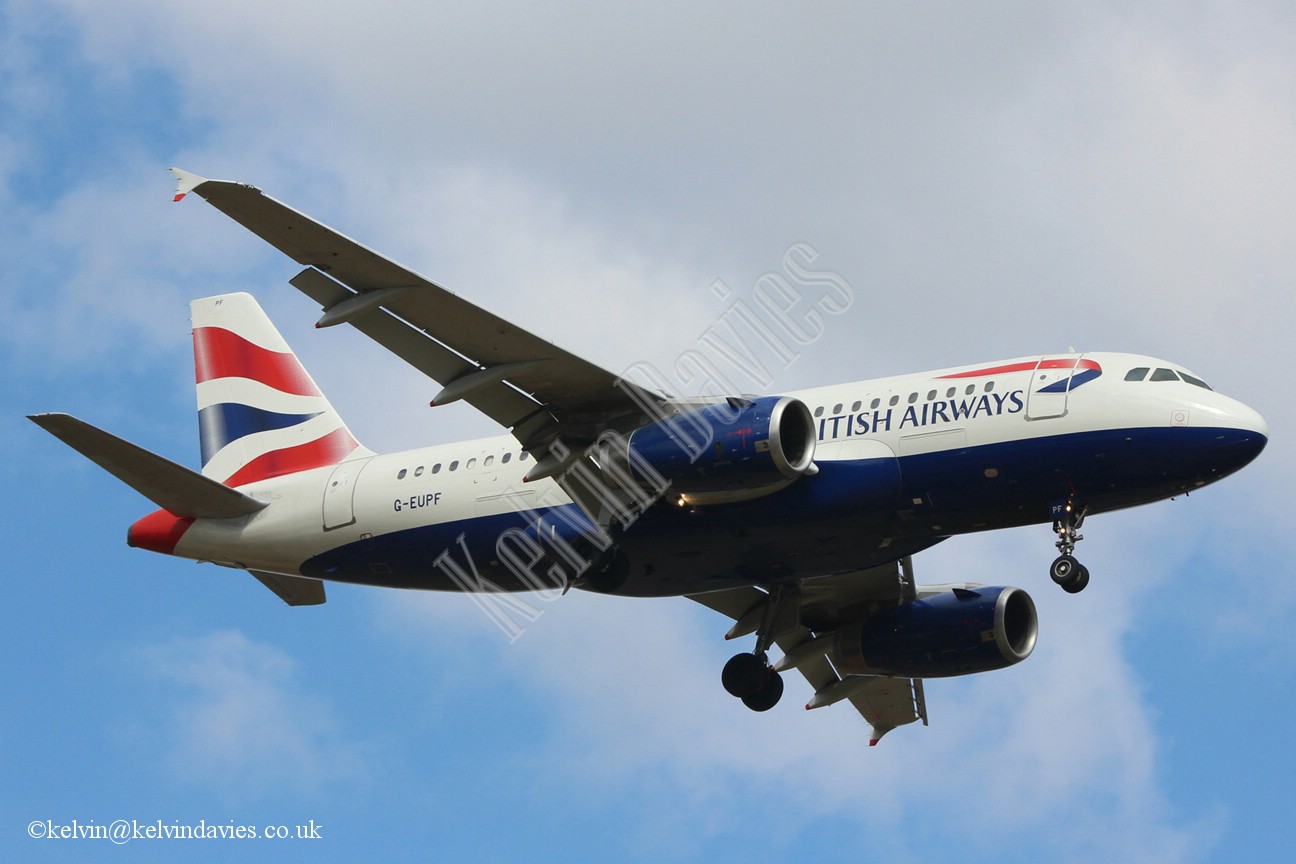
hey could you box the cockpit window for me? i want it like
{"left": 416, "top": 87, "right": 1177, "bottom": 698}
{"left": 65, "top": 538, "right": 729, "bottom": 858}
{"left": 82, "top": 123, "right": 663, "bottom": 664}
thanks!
{"left": 1126, "top": 365, "right": 1212, "bottom": 388}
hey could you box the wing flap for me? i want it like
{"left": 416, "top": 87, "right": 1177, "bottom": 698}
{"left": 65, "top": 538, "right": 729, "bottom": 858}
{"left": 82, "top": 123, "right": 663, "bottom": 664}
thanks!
{"left": 687, "top": 557, "right": 927, "bottom": 744}
{"left": 173, "top": 170, "right": 648, "bottom": 435}
{"left": 29, "top": 413, "right": 267, "bottom": 519}
{"left": 846, "top": 678, "right": 925, "bottom": 746}
{"left": 290, "top": 267, "right": 555, "bottom": 437}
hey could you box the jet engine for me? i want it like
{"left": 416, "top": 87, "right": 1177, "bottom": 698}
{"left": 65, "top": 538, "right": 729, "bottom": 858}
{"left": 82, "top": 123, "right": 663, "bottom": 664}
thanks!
{"left": 625, "top": 395, "right": 816, "bottom": 501}
{"left": 832, "top": 586, "right": 1038, "bottom": 678}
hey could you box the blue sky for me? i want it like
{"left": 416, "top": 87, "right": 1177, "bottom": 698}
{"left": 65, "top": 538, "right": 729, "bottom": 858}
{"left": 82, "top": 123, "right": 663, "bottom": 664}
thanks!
{"left": 3, "top": 2, "right": 1294, "bottom": 862}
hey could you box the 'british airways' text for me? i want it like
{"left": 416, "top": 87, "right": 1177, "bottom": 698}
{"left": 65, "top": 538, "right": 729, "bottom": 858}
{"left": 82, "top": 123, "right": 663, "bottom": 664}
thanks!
{"left": 818, "top": 389, "right": 1026, "bottom": 439}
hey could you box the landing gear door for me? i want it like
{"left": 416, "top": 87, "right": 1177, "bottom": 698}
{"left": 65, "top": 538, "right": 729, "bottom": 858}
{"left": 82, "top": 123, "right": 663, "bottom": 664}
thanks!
{"left": 1025, "top": 354, "right": 1085, "bottom": 420}
{"left": 323, "top": 457, "right": 372, "bottom": 530}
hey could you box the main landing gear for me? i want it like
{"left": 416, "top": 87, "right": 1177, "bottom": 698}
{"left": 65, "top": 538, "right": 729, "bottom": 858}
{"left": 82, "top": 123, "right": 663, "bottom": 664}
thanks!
{"left": 722, "top": 651, "right": 784, "bottom": 711}
{"left": 721, "top": 585, "right": 794, "bottom": 712}
{"left": 1050, "top": 500, "right": 1090, "bottom": 593}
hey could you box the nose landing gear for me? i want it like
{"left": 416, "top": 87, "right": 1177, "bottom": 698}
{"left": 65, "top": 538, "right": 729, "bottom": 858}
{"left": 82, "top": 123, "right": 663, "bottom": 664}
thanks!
{"left": 1050, "top": 500, "right": 1090, "bottom": 593}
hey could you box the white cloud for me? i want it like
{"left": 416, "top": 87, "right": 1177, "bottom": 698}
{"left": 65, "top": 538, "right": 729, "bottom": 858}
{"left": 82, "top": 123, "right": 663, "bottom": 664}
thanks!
{"left": 129, "top": 630, "right": 370, "bottom": 800}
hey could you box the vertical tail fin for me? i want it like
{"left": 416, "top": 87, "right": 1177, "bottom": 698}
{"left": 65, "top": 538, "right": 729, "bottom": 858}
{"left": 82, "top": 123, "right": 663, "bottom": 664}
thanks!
{"left": 192, "top": 293, "right": 369, "bottom": 486}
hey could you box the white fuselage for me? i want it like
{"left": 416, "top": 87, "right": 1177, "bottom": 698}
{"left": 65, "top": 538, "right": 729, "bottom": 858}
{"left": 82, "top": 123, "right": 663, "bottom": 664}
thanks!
{"left": 162, "top": 352, "right": 1267, "bottom": 596}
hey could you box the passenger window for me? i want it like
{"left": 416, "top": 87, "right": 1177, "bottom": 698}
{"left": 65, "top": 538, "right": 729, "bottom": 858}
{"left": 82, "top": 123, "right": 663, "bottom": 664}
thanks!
{"left": 1179, "top": 372, "right": 1212, "bottom": 390}
{"left": 946, "top": 388, "right": 956, "bottom": 398}
{"left": 832, "top": 403, "right": 842, "bottom": 414}
{"left": 466, "top": 458, "right": 477, "bottom": 469}
{"left": 907, "top": 392, "right": 918, "bottom": 404}
{"left": 985, "top": 381, "right": 995, "bottom": 393}
{"left": 484, "top": 455, "right": 494, "bottom": 467}
{"left": 889, "top": 395, "right": 899, "bottom": 407}
{"left": 1151, "top": 368, "right": 1180, "bottom": 382}
{"left": 449, "top": 460, "right": 459, "bottom": 471}
{"left": 502, "top": 453, "right": 511, "bottom": 464}
{"left": 397, "top": 468, "right": 407, "bottom": 480}
{"left": 851, "top": 400, "right": 861, "bottom": 412}
{"left": 414, "top": 466, "right": 424, "bottom": 477}
{"left": 520, "top": 452, "right": 529, "bottom": 462}
{"left": 814, "top": 406, "right": 824, "bottom": 417}
{"left": 432, "top": 463, "right": 441, "bottom": 474}
{"left": 1124, "top": 367, "right": 1149, "bottom": 382}
{"left": 871, "top": 398, "right": 881, "bottom": 410}
{"left": 965, "top": 385, "right": 975, "bottom": 395}
{"left": 926, "top": 390, "right": 936, "bottom": 401}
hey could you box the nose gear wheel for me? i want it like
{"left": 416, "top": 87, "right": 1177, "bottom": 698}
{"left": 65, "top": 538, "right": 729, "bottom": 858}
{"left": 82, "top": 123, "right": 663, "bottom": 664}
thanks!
{"left": 1050, "top": 501, "right": 1090, "bottom": 593}
{"left": 1050, "top": 553, "right": 1090, "bottom": 593}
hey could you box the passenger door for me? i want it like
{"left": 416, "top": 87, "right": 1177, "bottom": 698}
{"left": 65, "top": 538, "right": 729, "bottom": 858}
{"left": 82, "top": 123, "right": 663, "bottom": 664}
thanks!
{"left": 1024, "top": 354, "right": 1086, "bottom": 420}
{"left": 322, "top": 457, "right": 372, "bottom": 530}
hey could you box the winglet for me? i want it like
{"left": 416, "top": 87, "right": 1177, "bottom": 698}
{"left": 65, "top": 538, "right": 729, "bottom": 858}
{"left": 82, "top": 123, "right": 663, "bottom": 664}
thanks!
{"left": 169, "top": 167, "right": 208, "bottom": 202}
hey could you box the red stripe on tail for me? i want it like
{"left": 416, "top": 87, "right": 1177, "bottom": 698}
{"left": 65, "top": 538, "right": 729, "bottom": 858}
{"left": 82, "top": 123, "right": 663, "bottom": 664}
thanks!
{"left": 193, "top": 327, "right": 322, "bottom": 396}
{"left": 221, "top": 427, "right": 361, "bottom": 487}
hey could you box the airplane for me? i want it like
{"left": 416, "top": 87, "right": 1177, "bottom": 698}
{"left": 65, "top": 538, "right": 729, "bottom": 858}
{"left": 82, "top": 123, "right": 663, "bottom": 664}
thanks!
{"left": 28, "top": 169, "right": 1269, "bottom": 744}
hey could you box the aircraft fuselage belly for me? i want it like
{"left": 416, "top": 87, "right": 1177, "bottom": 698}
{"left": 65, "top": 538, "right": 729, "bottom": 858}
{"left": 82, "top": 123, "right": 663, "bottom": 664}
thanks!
{"left": 283, "top": 423, "right": 1263, "bottom": 598}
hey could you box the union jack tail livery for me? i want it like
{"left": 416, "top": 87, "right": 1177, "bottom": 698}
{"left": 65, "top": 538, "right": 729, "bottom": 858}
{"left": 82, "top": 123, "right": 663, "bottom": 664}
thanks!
{"left": 192, "top": 293, "right": 369, "bottom": 487}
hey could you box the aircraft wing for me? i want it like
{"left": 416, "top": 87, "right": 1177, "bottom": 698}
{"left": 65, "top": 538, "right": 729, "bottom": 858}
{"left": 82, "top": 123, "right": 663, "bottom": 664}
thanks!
{"left": 687, "top": 557, "right": 928, "bottom": 745}
{"left": 170, "top": 169, "right": 660, "bottom": 462}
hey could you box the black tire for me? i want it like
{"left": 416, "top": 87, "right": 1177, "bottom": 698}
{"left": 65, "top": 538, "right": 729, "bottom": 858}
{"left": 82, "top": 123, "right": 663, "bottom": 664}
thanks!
{"left": 741, "top": 667, "right": 784, "bottom": 712}
{"left": 722, "top": 653, "right": 767, "bottom": 698}
{"left": 1050, "top": 554, "right": 1078, "bottom": 585}
{"left": 1060, "top": 563, "right": 1090, "bottom": 594}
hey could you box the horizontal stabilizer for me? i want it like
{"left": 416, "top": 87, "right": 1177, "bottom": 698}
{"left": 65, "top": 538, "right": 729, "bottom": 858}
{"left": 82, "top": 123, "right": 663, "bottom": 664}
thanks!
{"left": 250, "top": 570, "right": 327, "bottom": 606}
{"left": 28, "top": 413, "right": 267, "bottom": 519}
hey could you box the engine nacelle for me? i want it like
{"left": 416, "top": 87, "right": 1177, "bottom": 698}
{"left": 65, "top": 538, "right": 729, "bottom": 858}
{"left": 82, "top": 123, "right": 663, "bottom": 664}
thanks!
{"left": 832, "top": 586, "right": 1038, "bottom": 678}
{"left": 626, "top": 395, "right": 816, "bottom": 500}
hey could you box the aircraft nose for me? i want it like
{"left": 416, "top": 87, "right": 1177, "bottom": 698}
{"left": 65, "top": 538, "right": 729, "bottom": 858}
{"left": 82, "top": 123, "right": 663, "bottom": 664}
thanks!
{"left": 1242, "top": 404, "right": 1269, "bottom": 441}
{"left": 1219, "top": 399, "right": 1268, "bottom": 468}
